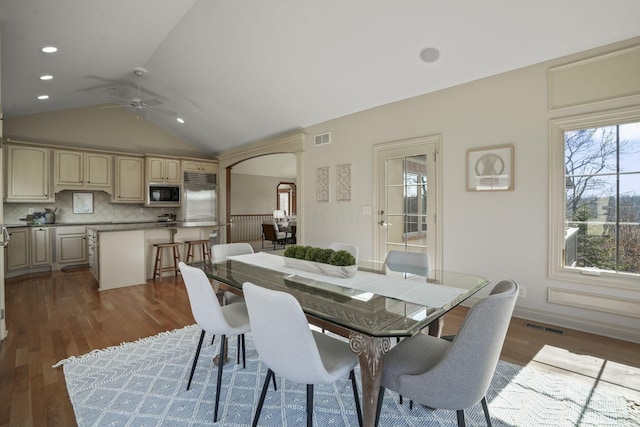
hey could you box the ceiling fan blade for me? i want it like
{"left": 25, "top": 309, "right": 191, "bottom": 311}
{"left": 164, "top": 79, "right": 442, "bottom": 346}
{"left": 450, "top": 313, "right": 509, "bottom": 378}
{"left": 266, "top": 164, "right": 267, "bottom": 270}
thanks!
{"left": 141, "top": 98, "right": 164, "bottom": 107}
{"left": 147, "top": 107, "right": 177, "bottom": 117}
{"left": 99, "top": 104, "right": 127, "bottom": 109}
{"left": 107, "top": 94, "right": 133, "bottom": 103}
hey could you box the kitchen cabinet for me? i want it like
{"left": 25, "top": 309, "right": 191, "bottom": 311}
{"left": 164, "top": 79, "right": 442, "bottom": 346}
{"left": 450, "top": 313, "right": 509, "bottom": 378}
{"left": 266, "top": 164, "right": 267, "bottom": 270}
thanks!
{"left": 146, "top": 157, "right": 181, "bottom": 184}
{"left": 54, "top": 150, "right": 112, "bottom": 192}
{"left": 182, "top": 159, "right": 218, "bottom": 174}
{"left": 5, "top": 226, "right": 51, "bottom": 274}
{"left": 112, "top": 155, "right": 145, "bottom": 203}
{"left": 5, "top": 227, "right": 29, "bottom": 271}
{"left": 31, "top": 227, "right": 51, "bottom": 266}
{"left": 56, "top": 226, "right": 87, "bottom": 265}
{"left": 4, "top": 144, "right": 53, "bottom": 202}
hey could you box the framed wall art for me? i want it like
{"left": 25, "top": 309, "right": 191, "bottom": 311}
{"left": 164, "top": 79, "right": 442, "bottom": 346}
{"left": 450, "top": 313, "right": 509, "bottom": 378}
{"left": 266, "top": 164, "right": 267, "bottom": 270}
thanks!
{"left": 336, "top": 164, "right": 351, "bottom": 201}
{"left": 73, "top": 192, "right": 94, "bottom": 214}
{"left": 466, "top": 144, "right": 514, "bottom": 191}
{"left": 316, "top": 166, "right": 330, "bottom": 202}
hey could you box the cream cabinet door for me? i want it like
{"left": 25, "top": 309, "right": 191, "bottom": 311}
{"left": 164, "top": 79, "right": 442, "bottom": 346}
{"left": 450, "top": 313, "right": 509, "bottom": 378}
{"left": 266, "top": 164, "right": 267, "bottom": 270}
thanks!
{"left": 55, "top": 150, "right": 84, "bottom": 186}
{"left": 113, "top": 156, "right": 144, "bottom": 203}
{"left": 5, "top": 145, "right": 53, "bottom": 202}
{"left": 85, "top": 153, "right": 111, "bottom": 187}
{"left": 57, "top": 226, "right": 87, "bottom": 264}
{"left": 31, "top": 227, "right": 51, "bottom": 266}
{"left": 5, "top": 228, "right": 29, "bottom": 271}
{"left": 164, "top": 159, "right": 181, "bottom": 183}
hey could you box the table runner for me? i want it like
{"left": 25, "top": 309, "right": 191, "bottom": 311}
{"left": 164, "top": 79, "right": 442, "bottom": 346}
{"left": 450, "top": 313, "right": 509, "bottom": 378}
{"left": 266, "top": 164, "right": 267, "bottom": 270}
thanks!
{"left": 226, "top": 252, "right": 465, "bottom": 308}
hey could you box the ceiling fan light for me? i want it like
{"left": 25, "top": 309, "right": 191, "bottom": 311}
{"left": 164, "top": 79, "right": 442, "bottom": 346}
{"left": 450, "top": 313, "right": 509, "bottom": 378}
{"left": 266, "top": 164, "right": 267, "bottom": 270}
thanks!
{"left": 177, "top": 117, "right": 185, "bottom": 124}
{"left": 37, "top": 95, "right": 49, "bottom": 100}
{"left": 40, "top": 75, "right": 53, "bottom": 81}
{"left": 41, "top": 46, "right": 58, "bottom": 53}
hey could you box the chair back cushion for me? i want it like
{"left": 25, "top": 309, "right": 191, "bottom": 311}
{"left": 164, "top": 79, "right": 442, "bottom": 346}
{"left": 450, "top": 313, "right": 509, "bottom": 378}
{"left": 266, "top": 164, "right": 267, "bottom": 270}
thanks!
{"left": 243, "top": 282, "right": 335, "bottom": 384}
{"left": 212, "top": 243, "right": 254, "bottom": 261}
{"left": 178, "top": 262, "right": 228, "bottom": 332}
{"left": 399, "top": 279, "right": 518, "bottom": 410}
{"left": 384, "top": 250, "right": 429, "bottom": 276}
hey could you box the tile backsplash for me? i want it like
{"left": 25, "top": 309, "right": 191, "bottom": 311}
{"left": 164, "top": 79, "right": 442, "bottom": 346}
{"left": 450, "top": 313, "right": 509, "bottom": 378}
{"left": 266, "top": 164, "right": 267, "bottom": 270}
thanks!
{"left": 3, "top": 190, "right": 178, "bottom": 225}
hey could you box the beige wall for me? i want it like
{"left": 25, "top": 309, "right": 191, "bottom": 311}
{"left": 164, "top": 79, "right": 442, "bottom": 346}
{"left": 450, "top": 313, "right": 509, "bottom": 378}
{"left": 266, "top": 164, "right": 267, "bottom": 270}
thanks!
{"left": 231, "top": 173, "right": 295, "bottom": 215}
{"left": 300, "top": 37, "right": 640, "bottom": 342}
{"left": 3, "top": 104, "right": 206, "bottom": 158}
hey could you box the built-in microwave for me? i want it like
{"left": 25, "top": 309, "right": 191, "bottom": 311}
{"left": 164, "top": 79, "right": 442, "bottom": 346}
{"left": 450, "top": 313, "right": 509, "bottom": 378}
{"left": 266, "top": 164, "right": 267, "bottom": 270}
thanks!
{"left": 146, "top": 184, "right": 181, "bottom": 206}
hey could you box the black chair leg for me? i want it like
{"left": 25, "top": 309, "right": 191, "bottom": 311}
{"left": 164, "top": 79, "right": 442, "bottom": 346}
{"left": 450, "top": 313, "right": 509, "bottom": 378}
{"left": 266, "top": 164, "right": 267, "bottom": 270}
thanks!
{"left": 375, "top": 387, "right": 385, "bottom": 427}
{"left": 252, "top": 368, "right": 273, "bottom": 427}
{"left": 241, "top": 334, "right": 246, "bottom": 368}
{"left": 236, "top": 335, "right": 241, "bottom": 365}
{"left": 186, "top": 330, "right": 206, "bottom": 390}
{"left": 456, "top": 409, "right": 466, "bottom": 427}
{"left": 271, "top": 372, "right": 277, "bottom": 390}
{"left": 213, "top": 334, "right": 226, "bottom": 422}
{"left": 480, "top": 397, "right": 492, "bottom": 427}
{"left": 307, "top": 384, "right": 314, "bottom": 427}
{"left": 349, "top": 370, "right": 363, "bottom": 427}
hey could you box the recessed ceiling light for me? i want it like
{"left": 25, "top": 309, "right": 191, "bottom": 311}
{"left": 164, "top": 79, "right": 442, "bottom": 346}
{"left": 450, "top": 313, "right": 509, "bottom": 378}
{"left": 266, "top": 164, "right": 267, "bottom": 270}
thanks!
{"left": 177, "top": 117, "right": 185, "bottom": 124}
{"left": 37, "top": 95, "right": 49, "bottom": 100}
{"left": 420, "top": 47, "right": 440, "bottom": 63}
{"left": 40, "top": 75, "right": 53, "bottom": 81}
{"left": 41, "top": 46, "right": 58, "bottom": 53}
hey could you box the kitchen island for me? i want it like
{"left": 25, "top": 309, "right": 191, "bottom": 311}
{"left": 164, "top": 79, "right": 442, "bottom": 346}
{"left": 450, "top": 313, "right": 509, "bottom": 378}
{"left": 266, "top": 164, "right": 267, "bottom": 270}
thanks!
{"left": 86, "top": 221, "right": 217, "bottom": 290}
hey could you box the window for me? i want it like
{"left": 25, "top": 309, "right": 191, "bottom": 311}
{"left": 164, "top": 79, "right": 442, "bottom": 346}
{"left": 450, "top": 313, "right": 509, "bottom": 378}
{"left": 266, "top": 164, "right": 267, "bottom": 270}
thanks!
{"left": 550, "top": 107, "right": 640, "bottom": 288}
{"left": 277, "top": 182, "right": 296, "bottom": 215}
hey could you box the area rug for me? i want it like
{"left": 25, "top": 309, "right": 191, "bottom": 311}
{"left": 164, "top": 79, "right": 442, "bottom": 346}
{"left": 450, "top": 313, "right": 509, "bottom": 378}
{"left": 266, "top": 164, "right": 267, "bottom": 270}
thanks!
{"left": 55, "top": 325, "right": 638, "bottom": 426}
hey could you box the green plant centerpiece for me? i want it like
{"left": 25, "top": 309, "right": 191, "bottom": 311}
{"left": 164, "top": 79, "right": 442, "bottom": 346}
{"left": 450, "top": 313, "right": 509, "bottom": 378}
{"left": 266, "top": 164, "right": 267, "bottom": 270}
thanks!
{"left": 283, "top": 244, "right": 357, "bottom": 277}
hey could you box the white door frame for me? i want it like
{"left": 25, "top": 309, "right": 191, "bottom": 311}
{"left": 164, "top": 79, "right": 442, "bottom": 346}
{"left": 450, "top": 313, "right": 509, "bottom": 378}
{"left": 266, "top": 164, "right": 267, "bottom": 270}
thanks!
{"left": 372, "top": 135, "right": 443, "bottom": 272}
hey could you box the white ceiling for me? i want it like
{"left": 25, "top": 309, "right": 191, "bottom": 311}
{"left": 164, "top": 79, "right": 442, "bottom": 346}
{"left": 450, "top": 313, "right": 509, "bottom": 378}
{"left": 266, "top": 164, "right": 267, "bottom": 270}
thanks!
{"left": 2, "top": 1, "right": 640, "bottom": 154}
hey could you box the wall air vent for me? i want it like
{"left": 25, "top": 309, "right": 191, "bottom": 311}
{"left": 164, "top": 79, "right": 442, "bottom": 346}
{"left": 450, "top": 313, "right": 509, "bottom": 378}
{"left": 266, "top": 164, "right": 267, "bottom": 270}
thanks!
{"left": 314, "top": 132, "right": 331, "bottom": 146}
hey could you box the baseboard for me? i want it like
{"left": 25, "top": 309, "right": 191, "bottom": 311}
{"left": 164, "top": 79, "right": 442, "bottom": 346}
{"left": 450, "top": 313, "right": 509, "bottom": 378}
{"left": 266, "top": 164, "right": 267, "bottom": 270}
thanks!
{"left": 512, "top": 306, "right": 640, "bottom": 344}
{"left": 457, "top": 296, "right": 640, "bottom": 344}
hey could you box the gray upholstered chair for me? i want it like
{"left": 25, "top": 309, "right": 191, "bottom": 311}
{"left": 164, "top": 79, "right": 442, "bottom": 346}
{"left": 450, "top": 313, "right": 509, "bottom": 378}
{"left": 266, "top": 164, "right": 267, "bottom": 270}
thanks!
{"left": 178, "top": 262, "right": 251, "bottom": 422}
{"left": 242, "top": 282, "right": 363, "bottom": 427}
{"left": 384, "top": 250, "right": 429, "bottom": 277}
{"left": 329, "top": 242, "right": 359, "bottom": 260}
{"left": 212, "top": 242, "right": 254, "bottom": 305}
{"left": 375, "top": 280, "right": 519, "bottom": 427}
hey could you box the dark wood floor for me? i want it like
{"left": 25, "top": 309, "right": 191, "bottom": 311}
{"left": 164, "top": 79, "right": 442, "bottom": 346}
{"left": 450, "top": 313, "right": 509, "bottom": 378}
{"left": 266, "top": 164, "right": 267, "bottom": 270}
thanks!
{"left": 1, "top": 269, "right": 638, "bottom": 427}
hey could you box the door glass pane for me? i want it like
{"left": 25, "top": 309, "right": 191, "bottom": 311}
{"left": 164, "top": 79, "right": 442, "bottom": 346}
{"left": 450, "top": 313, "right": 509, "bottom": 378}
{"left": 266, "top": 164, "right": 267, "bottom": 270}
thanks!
{"left": 384, "top": 154, "right": 428, "bottom": 255}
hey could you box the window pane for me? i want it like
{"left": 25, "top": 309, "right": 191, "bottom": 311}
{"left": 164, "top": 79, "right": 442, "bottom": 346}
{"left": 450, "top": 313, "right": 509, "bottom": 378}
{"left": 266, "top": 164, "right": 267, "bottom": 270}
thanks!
{"left": 564, "top": 121, "right": 640, "bottom": 275}
{"left": 565, "top": 127, "right": 618, "bottom": 177}
{"left": 619, "top": 122, "right": 640, "bottom": 173}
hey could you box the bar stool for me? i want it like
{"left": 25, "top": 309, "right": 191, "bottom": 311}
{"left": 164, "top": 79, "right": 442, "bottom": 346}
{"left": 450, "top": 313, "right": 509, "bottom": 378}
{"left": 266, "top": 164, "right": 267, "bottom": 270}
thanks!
{"left": 153, "top": 243, "right": 181, "bottom": 279}
{"left": 184, "top": 239, "right": 211, "bottom": 262}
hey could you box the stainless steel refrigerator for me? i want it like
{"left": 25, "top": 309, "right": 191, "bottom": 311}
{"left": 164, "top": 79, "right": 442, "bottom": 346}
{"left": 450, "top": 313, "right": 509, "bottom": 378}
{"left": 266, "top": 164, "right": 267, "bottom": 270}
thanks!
{"left": 179, "top": 172, "right": 217, "bottom": 223}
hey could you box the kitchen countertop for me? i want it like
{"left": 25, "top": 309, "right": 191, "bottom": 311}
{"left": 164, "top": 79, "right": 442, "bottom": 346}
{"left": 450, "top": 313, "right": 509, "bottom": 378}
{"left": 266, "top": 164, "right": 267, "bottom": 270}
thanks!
{"left": 6, "top": 220, "right": 219, "bottom": 230}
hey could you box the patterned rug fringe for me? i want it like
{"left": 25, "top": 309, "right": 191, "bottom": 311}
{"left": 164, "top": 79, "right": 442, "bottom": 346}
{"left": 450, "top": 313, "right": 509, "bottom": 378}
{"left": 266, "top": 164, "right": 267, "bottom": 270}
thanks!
{"left": 52, "top": 324, "right": 199, "bottom": 368}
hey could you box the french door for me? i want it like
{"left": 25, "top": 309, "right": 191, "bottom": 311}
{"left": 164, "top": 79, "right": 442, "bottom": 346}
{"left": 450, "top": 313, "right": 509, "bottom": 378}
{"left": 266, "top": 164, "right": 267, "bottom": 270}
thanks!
{"left": 373, "top": 135, "right": 442, "bottom": 273}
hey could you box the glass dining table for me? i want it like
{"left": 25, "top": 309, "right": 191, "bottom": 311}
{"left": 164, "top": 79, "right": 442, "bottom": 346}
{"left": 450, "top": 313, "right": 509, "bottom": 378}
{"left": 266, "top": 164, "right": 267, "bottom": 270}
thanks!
{"left": 192, "top": 253, "right": 490, "bottom": 427}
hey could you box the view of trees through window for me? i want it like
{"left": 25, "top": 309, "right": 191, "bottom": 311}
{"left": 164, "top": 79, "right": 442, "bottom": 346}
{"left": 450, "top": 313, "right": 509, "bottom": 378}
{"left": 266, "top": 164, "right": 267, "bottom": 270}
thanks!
{"left": 564, "top": 121, "right": 640, "bottom": 274}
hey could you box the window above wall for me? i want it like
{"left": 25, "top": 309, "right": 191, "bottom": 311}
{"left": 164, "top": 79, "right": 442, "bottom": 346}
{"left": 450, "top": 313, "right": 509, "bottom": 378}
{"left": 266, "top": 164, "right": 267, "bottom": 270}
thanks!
{"left": 549, "top": 107, "right": 640, "bottom": 289}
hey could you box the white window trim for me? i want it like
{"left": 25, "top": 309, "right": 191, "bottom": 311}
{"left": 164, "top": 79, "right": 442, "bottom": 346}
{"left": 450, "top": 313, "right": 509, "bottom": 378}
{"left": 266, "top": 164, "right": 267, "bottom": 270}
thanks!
{"left": 548, "top": 106, "right": 640, "bottom": 290}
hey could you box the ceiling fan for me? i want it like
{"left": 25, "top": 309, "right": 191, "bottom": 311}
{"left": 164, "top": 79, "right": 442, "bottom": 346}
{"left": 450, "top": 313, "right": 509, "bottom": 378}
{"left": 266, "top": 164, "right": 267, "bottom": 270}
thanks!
{"left": 103, "top": 67, "right": 177, "bottom": 118}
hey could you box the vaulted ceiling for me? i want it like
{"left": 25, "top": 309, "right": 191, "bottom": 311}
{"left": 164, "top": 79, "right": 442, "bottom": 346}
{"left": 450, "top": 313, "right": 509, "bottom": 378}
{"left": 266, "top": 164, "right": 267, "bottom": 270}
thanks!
{"left": 2, "top": 1, "right": 639, "bottom": 154}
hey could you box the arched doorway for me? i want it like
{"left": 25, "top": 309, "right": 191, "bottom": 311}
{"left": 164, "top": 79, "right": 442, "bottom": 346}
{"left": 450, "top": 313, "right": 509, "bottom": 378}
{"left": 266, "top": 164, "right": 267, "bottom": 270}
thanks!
{"left": 218, "top": 132, "right": 304, "bottom": 245}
